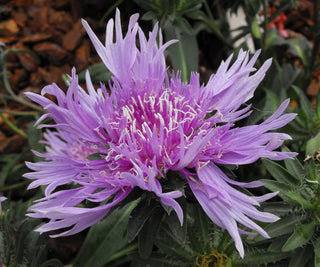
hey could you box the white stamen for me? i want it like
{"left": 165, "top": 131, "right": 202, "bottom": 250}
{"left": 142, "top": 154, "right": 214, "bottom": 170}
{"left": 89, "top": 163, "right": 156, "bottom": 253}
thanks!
{"left": 94, "top": 127, "right": 107, "bottom": 140}
{"left": 115, "top": 154, "right": 124, "bottom": 160}
{"left": 136, "top": 129, "right": 146, "bottom": 141}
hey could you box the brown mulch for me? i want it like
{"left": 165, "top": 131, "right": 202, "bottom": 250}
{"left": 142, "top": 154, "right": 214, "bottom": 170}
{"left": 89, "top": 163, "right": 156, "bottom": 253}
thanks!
{"left": 0, "top": 0, "right": 104, "bottom": 93}
{"left": 0, "top": 0, "right": 118, "bottom": 154}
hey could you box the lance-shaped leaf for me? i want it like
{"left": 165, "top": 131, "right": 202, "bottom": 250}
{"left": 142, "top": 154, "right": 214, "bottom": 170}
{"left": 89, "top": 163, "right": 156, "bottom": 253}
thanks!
{"left": 73, "top": 200, "right": 139, "bottom": 267}
{"left": 262, "top": 158, "right": 301, "bottom": 186}
{"left": 282, "top": 222, "right": 315, "bottom": 252}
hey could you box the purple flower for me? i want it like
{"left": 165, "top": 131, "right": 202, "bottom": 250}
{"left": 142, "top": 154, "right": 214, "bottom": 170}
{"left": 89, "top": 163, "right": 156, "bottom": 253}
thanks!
{"left": 25, "top": 10, "right": 296, "bottom": 257}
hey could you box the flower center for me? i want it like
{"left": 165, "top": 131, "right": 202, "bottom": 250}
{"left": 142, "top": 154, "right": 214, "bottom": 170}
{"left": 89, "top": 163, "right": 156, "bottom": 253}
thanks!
{"left": 121, "top": 90, "right": 201, "bottom": 136}
{"left": 106, "top": 89, "right": 210, "bottom": 173}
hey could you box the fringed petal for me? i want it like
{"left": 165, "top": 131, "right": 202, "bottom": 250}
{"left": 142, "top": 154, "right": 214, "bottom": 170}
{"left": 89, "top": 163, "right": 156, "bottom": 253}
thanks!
{"left": 188, "top": 162, "right": 279, "bottom": 258}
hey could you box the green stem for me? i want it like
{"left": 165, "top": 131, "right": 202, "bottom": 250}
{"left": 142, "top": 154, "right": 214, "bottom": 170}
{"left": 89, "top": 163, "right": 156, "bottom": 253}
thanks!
{"left": 0, "top": 93, "right": 17, "bottom": 100}
{"left": 0, "top": 109, "right": 38, "bottom": 116}
{"left": 203, "top": 0, "right": 233, "bottom": 49}
{"left": 99, "top": 0, "right": 124, "bottom": 24}
{"left": 175, "top": 28, "right": 188, "bottom": 82}
{"left": 197, "top": 208, "right": 209, "bottom": 251}
{"left": 0, "top": 180, "right": 30, "bottom": 191}
{"left": 159, "top": 16, "right": 166, "bottom": 30}
{"left": 105, "top": 244, "right": 138, "bottom": 264}
{"left": 0, "top": 113, "right": 27, "bottom": 138}
{"left": 204, "top": 0, "right": 214, "bottom": 22}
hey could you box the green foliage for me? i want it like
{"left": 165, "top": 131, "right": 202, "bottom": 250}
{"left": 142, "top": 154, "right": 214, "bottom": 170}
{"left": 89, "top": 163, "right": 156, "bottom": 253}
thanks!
{"left": 164, "top": 22, "right": 198, "bottom": 82}
{"left": 78, "top": 63, "right": 112, "bottom": 84}
{"left": 281, "top": 222, "right": 315, "bottom": 252}
{"left": 0, "top": 202, "right": 63, "bottom": 267}
{"left": 134, "top": 0, "right": 203, "bottom": 82}
{"left": 233, "top": 251, "right": 291, "bottom": 267}
{"left": 134, "top": 0, "right": 204, "bottom": 21}
{"left": 248, "top": 153, "right": 320, "bottom": 266}
{"left": 129, "top": 202, "right": 237, "bottom": 266}
{"left": 72, "top": 200, "right": 139, "bottom": 267}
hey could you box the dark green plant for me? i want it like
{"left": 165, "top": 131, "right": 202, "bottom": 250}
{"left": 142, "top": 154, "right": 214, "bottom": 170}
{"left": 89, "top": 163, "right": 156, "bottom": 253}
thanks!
{"left": 241, "top": 153, "right": 320, "bottom": 267}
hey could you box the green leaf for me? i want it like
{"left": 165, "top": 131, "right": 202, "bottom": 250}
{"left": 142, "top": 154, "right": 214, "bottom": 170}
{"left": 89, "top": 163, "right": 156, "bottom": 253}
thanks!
{"left": 282, "top": 222, "right": 315, "bottom": 252}
{"left": 283, "top": 147, "right": 304, "bottom": 181}
{"left": 27, "top": 122, "right": 44, "bottom": 162}
{"left": 197, "top": 207, "right": 210, "bottom": 250}
{"left": 138, "top": 208, "right": 163, "bottom": 259}
{"left": 261, "top": 87, "right": 280, "bottom": 118}
{"left": 0, "top": 154, "right": 21, "bottom": 187}
{"left": 253, "top": 215, "right": 302, "bottom": 242}
{"left": 78, "top": 63, "right": 112, "bottom": 83}
{"left": 166, "top": 211, "right": 187, "bottom": 245}
{"left": 132, "top": 0, "right": 154, "bottom": 12}
{"left": 267, "top": 236, "right": 290, "bottom": 252}
{"left": 248, "top": 0, "right": 261, "bottom": 12}
{"left": 262, "top": 158, "right": 301, "bottom": 186}
{"left": 172, "top": 17, "right": 193, "bottom": 35}
{"left": 305, "top": 160, "right": 319, "bottom": 182}
{"left": 251, "top": 16, "right": 261, "bottom": 39}
{"left": 73, "top": 199, "right": 139, "bottom": 267}
{"left": 281, "top": 64, "right": 301, "bottom": 91}
{"left": 141, "top": 10, "right": 158, "bottom": 21}
{"left": 261, "top": 202, "right": 293, "bottom": 216}
{"left": 39, "top": 259, "right": 64, "bottom": 267}
{"left": 284, "top": 119, "right": 311, "bottom": 141}
{"left": 314, "top": 236, "right": 320, "bottom": 266}
{"left": 185, "top": 9, "right": 206, "bottom": 21}
{"left": 284, "top": 191, "right": 313, "bottom": 209}
{"left": 260, "top": 179, "right": 293, "bottom": 202}
{"left": 127, "top": 198, "right": 157, "bottom": 242}
{"left": 233, "top": 251, "right": 291, "bottom": 266}
{"left": 164, "top": 22, "right": 198, "bottom": 82}
{"left": 288, "top": 246, "right": 313, "bottom": 267}
{"left": 131, "top": 252, "right": 187, "bottom": 266}
{"left": 291, "top": 85, "right": 313, "bottom": 123}
{"left": 287, "top": 37, "right": 311, "bottom": 66}
{"left": 262, "top": 179, "right": 312, "bottom": 208}
{"left": 86, "top": 152, "right": 105, "bottom": 161}
{"left": 306, "top": 132, "right": 320, "bottom": 156}
{"left": 267, "top": 63, "right": 301, "bottom": 100}
{"left": 266, "top": 28, "right": 287, "bottom": 49}
{"left": 155, "top": 222, "right": 194, "bottom": 261}
{"left": 25, "top": 230, "right": 47, "bottom": 267}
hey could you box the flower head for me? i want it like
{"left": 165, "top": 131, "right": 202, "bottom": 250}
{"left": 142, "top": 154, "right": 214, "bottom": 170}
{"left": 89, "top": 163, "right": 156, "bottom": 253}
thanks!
{"left": 25, "top": 9, "right": 296, "bottom": 257}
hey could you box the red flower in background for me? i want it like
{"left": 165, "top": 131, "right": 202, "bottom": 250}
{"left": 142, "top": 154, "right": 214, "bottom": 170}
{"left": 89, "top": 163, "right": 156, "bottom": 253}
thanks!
{"left": 267, "top": 7, "right": 289, "bottom": 38}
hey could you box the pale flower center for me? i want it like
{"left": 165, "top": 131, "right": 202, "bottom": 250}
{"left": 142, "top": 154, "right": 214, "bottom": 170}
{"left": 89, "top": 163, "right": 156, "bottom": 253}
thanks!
{"left": 105, "top": 90, "right": 207, "bottom": 172}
